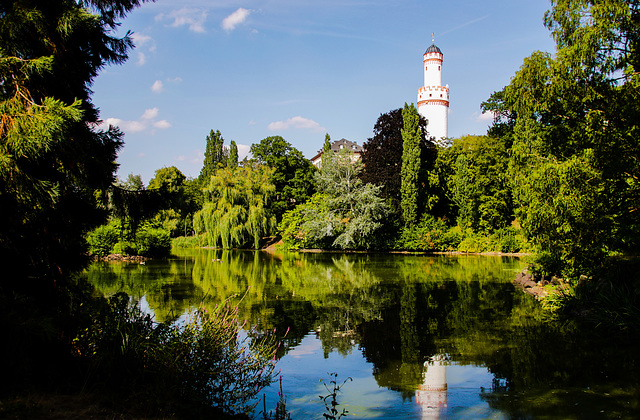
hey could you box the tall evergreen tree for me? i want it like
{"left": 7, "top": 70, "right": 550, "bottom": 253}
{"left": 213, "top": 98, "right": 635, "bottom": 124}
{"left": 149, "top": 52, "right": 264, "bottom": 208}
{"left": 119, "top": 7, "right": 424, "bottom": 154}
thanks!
{"left": 453, "top": 154, "right": 472, "bottom": 229}
{"left": 228, "top": 140, "right": 239, "bottom": 168}
{"left": 400, "top": 103, "right": 421, "bottom": 226}
{"left": 0, "top": 0, "right": 152, "bottom": 285}
{"left": 198, "top": 129, "right": 225, "bottom": 185}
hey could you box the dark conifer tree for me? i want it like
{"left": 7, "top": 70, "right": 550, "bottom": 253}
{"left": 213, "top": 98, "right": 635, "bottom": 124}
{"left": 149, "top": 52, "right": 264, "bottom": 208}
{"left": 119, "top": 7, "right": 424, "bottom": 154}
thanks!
{"left": 0, "top": 0, "right": 153, "bottom": 286}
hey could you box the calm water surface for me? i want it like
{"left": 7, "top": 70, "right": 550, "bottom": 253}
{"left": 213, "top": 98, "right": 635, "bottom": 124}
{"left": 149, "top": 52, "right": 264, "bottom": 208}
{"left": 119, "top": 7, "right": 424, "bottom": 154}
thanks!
{"left": 85, "top": 249, "right": 640, "bottom": 419}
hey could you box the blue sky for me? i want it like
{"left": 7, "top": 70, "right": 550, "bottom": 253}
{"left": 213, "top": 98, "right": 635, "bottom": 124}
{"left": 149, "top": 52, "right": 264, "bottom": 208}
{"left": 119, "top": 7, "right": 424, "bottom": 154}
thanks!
{"left": 92, "top": 0, "right": 556, "bottom": 184}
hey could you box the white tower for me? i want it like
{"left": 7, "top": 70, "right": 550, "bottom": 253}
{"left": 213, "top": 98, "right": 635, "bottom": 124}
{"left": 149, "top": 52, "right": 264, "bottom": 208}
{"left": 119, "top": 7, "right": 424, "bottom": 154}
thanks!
{"left": 416, "top": 355, "right": 448, "bottom": 419}
{"left": 417, "top": 35, "right": 449, "bottom": 141}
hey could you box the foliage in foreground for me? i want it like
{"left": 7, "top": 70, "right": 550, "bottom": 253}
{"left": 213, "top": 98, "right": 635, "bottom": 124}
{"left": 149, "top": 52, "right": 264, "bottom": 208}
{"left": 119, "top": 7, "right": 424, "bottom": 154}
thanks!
{"left": 0, "top": 0, "right": 148, "bottom": 283}
{"left": 540, "top": 259, "right": 640, "bottom": 333}
{"left": 74, "top": 291, "right": 279, "bottom": 416}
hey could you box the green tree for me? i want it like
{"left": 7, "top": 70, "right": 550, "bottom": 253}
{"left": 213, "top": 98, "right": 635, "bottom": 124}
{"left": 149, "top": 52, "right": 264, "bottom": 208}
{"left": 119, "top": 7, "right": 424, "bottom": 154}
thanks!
{"left": 493, "top": 0, "right": 640, "bottom": 277}
{"left": 193, "top": 163, "right": 276, "bottom": 249}
{"left": 285, "top": 148, "right": 390, "bottom": 250}
{"left": 228, "top": 140, "right": 238, "bottom": 168}
{"left": 0, "top": 0, "right": 151, "bottom": 284}
{"left": 322, "top": 133, "right": 332, "bottom": 155}
{"left": 198, "top": 129, "right": 225, "bottom": 185}
{"left": 119, "top": 173, "right": 144, "bottom": 191}
{"left": 361, "top": 108, "right": 436, "bottom": 218}
{"left": 453, "top": 154, "right": 472, "bottom": 229}
{"left": 147, "top": 166, "right": 198, "bottom": 237}
{"left": 148, "top": 166, "right": 186, "bottom": 193}
{"left": 250, "top": 136, "right": 316, "bottom": 221}
{"left": 429, "top": 135, "right": 513, "bottom": 232}
{"left": 400, "top": 103, "right": 421, "bottom": 226}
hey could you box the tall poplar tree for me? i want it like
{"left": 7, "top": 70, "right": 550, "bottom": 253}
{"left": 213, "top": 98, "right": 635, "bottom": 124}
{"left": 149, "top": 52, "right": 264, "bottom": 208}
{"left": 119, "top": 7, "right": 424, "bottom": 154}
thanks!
{"left": 400, "top": 103, "right": 421, "bottom": 226}
{"left": 228, "top": 140, "right": 239, "bottom": 168}
{"left": 198, "top": 129, "right": 225, "bottom": 185}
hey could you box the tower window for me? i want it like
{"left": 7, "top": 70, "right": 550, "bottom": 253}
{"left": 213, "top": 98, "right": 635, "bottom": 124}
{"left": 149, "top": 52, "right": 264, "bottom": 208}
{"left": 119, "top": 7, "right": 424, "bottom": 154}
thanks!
{"left": 438, "top": 66, "right": 441, "bottom": 71}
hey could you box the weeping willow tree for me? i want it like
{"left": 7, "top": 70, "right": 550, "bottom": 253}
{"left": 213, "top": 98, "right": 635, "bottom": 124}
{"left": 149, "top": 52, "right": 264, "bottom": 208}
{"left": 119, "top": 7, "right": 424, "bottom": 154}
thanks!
{"left": 194, "top": 163, "right": 276, "bottom": 249}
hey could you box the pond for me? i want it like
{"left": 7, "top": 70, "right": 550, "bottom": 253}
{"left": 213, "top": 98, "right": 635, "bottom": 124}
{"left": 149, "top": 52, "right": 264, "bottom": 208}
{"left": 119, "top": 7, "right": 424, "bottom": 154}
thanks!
{"left": 84, "top": 248, "right": 640, "bottom": 419}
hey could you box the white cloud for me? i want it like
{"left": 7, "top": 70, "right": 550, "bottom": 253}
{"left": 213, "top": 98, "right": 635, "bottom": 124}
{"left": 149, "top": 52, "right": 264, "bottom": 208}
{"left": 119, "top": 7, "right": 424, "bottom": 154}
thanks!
{"left": 131, "top": 33, "right": 153, "bottom": 47}
{"left": 237, "top": 144, "right": 251, "bottom": 160}
{"left": 153, "top": 120, "right": 172, "bottom": 129}
{"left": 136, "top": 52, "right": 146, "bottom": 66}
{"left": 131, "top": 33, "right": 155, "bottom": 66}
{"left": 475, "top": 110, "right": 495, "bottom": 122}
{"left": 151, "top": 80, "right": 164, "bottom": 93}
{"left": 121, "top": 120, "right": 147, "bottom": 133}
{"left": 163, "top": 8, "right": 207, "bottom": 33}
{"left": 141, "top": 108, "right": 159, "bottom": 120}
{"left": 267, "top": 116, "right": 325, "bottom": 132}
{"left": 102, "top": 117, "right": 122, "bottom": 127}
{"left": 99, "top": 108, "right": 170, "bottom": 134}
{"left": 222, "top": 8, "right": 250, "bottom": 32}
{"left": 167, "top": 76, "right": 183, "bottom": 83}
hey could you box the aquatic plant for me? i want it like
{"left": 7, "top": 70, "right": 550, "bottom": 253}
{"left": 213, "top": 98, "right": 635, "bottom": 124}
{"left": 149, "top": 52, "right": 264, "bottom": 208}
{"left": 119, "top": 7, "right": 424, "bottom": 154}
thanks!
{"left": 319, "top": 372, "right": 352, "bottom": 420}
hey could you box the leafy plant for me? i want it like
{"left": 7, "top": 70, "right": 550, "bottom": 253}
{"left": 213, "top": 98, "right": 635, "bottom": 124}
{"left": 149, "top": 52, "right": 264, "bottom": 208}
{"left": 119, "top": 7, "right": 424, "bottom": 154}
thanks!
{"left": 319, "top": 372, "right": 352, "bottom": 420}
{"left": 194, "top": 163, "right": 277, "bottom": 249}
{"left": 73, "top": 293, "right": 280, "bottom": 416}
{"left": 261, "top": 376, "right": 291, "bottom": 420}
{"left": 135, "top": 224, "right": 171, "bottom": 257}
{"left": 86, "top": 222, "right": 120, "bottom": 257}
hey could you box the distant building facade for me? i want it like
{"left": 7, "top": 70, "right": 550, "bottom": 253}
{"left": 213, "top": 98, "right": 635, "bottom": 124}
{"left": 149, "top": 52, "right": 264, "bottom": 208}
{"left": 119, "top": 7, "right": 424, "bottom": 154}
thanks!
{"left": 417, "top": 37, "right": 449, "bottom": 142}
{"left": 311, "top": 138, "right": 363, "bottom": 168}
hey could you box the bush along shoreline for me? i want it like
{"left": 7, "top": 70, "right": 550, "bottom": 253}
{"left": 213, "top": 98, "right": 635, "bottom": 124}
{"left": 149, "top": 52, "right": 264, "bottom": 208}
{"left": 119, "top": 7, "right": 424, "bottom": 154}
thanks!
{"left": 512, "top": 260, "right": 640, "bottom": 335}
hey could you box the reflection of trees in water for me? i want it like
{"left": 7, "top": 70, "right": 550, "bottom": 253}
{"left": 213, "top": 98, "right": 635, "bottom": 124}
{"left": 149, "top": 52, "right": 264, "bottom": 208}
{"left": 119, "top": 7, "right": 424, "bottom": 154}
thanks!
{"left": 84, "top": 260, "right": 197, "bottom": 323}
{"left": 85, "top": 252, "right": 640, "bottom": 417}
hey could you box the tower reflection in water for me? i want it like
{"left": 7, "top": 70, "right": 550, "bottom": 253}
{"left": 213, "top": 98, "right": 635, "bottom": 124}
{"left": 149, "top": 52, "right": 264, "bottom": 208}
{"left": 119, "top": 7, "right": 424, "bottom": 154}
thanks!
{"left": 416, "top": 355, "right": 448, "bottom": 419}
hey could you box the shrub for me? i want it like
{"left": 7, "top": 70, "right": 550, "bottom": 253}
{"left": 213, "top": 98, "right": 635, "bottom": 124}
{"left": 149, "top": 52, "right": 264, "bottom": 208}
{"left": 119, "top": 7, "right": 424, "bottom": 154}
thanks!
{"left": 396, "top": 215, "right": 450, "bottom": 251}
{"left": 86, "top": 222, "right": 119, "bottom": 256}
{"left": 458, "top": 231, "right": 489, "bottom": 253}
{"left": 111, "top": 241, "right": 138, "bottom": 256}
{"left": 73, "top": 293, "right": 279, "bottom": 416}
{"left": 440, "top": 225, "right": 464, "bottom": 251}
{"left": 492, "top": 226, "right": 529, "bottom": 253}
{"left": 136, "top": 225, "right": 171, "bottom": 257}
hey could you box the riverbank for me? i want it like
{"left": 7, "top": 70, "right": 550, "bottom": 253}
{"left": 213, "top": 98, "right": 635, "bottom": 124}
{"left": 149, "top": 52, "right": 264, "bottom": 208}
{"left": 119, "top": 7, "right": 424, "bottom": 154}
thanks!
{"left": 93, "top": 253, "right": 149, "bottom": 262}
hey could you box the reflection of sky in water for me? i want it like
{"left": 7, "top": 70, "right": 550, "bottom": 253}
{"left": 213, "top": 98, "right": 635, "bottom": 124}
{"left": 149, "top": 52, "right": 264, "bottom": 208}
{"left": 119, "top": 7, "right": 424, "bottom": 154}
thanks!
{"left": 261, "top": 333, "right": 507, "bottom": 419}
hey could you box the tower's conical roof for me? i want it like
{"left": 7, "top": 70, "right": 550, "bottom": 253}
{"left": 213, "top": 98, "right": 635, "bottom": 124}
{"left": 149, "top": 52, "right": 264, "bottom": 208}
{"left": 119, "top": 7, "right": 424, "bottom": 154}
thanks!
{"left": 425, "top": 43, "right": 442, "bottom": 54}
